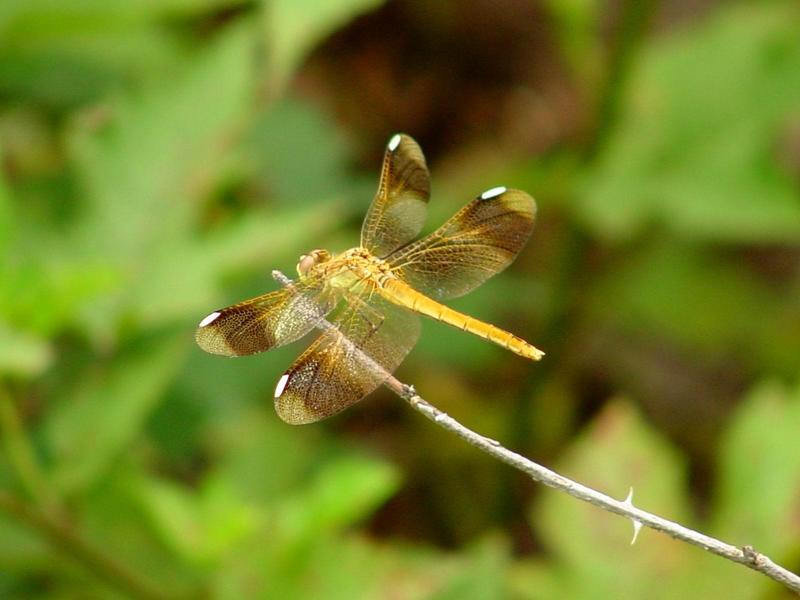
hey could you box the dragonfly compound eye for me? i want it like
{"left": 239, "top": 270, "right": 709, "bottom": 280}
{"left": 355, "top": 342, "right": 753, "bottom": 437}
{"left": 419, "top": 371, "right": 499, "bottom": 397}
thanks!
{"left": 297, "top": 254, "right": 316, "bottom": 275}
{"left": 297, "top": 249, "right": 331, "bottom": 275}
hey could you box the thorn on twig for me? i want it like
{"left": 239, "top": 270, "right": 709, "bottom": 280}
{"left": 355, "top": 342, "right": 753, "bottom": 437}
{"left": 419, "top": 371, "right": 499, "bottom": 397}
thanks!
{"left": 742, "top": 545, "right": 764, "bottom": 566}
{"left": 622, "top": 487, "right": 643, "bottom": 545}
{"left": 400, "top": 384, "right": 416, "bottom": 400}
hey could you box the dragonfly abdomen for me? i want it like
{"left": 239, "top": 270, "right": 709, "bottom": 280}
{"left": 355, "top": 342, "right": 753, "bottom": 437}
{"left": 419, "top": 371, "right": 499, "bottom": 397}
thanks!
{"left": 381, "top": 279, "right": 543, "bottom": 361}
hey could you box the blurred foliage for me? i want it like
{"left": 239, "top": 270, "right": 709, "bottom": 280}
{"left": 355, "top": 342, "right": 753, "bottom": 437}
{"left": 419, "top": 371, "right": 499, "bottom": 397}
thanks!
{"left": 1, "top": 0, "right": 799, "bottom": 598}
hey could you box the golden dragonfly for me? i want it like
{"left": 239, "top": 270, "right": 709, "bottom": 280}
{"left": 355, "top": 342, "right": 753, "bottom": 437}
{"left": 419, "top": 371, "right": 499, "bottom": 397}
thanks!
{"left": 196, "top": 134, "right": 543, "bottom": 424}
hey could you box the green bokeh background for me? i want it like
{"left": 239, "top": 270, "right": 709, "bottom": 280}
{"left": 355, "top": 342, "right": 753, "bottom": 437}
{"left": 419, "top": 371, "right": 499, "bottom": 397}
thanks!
{"left": 1, "top": 1, "right": 799, "bottom": 598}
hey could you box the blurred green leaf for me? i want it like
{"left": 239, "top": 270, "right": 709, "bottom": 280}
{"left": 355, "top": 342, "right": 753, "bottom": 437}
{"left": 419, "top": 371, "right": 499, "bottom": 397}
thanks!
{"left": 587, "top": 241, "right": 787, "bottom": 363}
{"left": 133, "top": 203, "right": 343, "bottom": 327}
{"left": 45, "top": 333, "right": 187, "bottom": 495}
{"left": 59, "top": 23, "right": 256, "bottom": 342}
{"left": 0, "top": 0, "right": 244, "bottom": 28}
{"left": 137, "top": 478, "right": 205, "bottom": 562}
{"left": 264, "top": 0, "right": 384, "bottom": 92}
{"left": 544, "top": 0, "right": 602, "bottom": 85}
{"left": 0, "top": 260, "right": 120, "bottom": 339}
{"left": 248, "top": 99, "right": 354, "bottom": 207}
{"left": 69, "top": 22, "right": 254, "bottom": 259}
{"left": 578, "top": 3, "right": 800, "bottom": 242}
{"left": 714, "top": 381, "right": 800, "bottom": 555}
{"left": 0, "top": 167, "right": 10, "bottom": 251}
{"left": 277, "top": 453, "right": 400, "bottom": 540}
{"left": 535, "top": 400, "right": 697, "bottom": 598}
{"left": 429, "top": 537, "right": 510, "bottom": 600}
{"left": 79, "top": 468, "right": 201, "bottom": 594}
{"left": 0, "top": 324, "right": 52, "bottom": 377}
{"left": 206, "top": 452, "right": 401, "bottom": 598}
{"left": 0, "top": 513, "right": 51, "bottom": 574}
{"left": 204, "top": 409, "right": 320, "bottom": 503}
{"left": 0, "top": 2, "right": 184, "bottom": 109}
{"left": 137, "top": 473, "right": 259, "bottom": 565}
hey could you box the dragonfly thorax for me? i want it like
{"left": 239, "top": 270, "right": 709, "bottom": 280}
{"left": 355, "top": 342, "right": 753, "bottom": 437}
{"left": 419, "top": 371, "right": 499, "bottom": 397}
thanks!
{"left": 302, "top": 246, "right": 396, "bottom": 291}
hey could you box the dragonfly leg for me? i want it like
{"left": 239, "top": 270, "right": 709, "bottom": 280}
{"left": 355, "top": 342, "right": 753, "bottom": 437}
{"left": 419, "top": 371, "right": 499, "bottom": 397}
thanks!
{"left": 345, "top": 291, "right": 386, "bottom": 336}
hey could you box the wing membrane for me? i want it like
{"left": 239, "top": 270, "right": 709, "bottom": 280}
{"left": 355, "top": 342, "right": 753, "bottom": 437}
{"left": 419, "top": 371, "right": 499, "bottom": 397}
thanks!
{"left": 360, "top": 133, "right": 430, "bottom": 258}
{"left": 387, "top": 188, "right": 536, "bottom": 300}
{"left": 274, "top": 294, "right": 420, "bottom": 424}
{"left": 195, "top": 277, "right": 332, "bottom": 357}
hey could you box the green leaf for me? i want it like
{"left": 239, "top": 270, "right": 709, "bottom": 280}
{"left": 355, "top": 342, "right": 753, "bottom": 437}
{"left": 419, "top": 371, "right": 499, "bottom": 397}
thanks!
{"left": 543, "top": 0, "right": 602, "bottom": 85}
{"left": 247, "top": 100, "right": 353, "bottom": 207}
{"left": 202, "top": 408, "right": 320, "bottom": 504}
{"left": 578, "top": 3, "right": 800, "bottom": 242}
{"left": 0, "top": 167, "right": 10, "bottom": 252}
{"left": 277, "top": 454, "right": 400, "bottom": 542}
{"left": 535, "top": 401, "right": 694, "bottom": 598}
{"left": 137, "top": 474, "right": 259, "bottom": 564}
{"left": 0, "top": 323, "right": 52, "bottom": 377}
{"left": 0, "top": 2, "right": 185, "bottom": 109}
{"left": 79, "top": 468, "right": 200, "bottom": 593}
{"left": 44, "top": 333, "right": 187, "bottom": 495}
{"left": 132, "top": 203, "right": 343, "bottom": 327}
{"left": 586, "top": 241, "right": 787, "bottom": 363}
{"left": 0, "top": 512, "right": 51, "bottom": 571}
{"left": 714, "top": 381, "right": 800, "bottom": 555}
{"left": 429, "top": 537, "right": 510, "bottom": 600}
{"left": 61, "top": 23, "right": 256, "bottom": 340}
{"left": 264, "top": 0, "right": 385, "bottom": 92}
{"left": 69, "top": 23, "right": 254, "bottom": 260}
{"left": 0, "top": 260, "right": 120, "bottom": 338}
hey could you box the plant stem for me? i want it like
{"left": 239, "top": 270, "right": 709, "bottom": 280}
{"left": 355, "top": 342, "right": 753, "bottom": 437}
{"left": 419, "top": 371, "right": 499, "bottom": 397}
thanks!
{"left": 585, "top": 0, "right": 659, "bottom": 160}
{"left": 0, "top": 386, "right": 60, "bottom": 513}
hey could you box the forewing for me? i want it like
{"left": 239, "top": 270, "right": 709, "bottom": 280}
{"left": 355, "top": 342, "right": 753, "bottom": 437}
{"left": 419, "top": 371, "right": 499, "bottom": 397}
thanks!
{"left": 360, "top": 133, "right": 430, "bottom": 258}
{"left": 274, "top": 294, "right": 420, "bottom": 424}
{"left": 195, "top": 278, "right": 332, "bottom": 357}
{"left": 388, "top": 187, "right": 535, "bottom": 300}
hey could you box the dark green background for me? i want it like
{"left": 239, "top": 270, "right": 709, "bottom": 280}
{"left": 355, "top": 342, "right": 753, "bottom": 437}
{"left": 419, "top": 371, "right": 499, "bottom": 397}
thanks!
{"left": 1, "top": 1, "right": 799, "bottom": 598}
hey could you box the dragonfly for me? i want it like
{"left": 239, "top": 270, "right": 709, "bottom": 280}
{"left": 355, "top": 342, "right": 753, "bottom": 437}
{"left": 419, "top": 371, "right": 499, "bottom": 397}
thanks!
{"left": 196, "top": 133, "right": 543, "bottom": 424}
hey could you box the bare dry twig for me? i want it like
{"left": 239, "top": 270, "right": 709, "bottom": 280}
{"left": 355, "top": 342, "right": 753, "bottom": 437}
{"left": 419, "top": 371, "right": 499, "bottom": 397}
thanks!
{"left": 273, "top": 269, "right": 800, "bottom": 596}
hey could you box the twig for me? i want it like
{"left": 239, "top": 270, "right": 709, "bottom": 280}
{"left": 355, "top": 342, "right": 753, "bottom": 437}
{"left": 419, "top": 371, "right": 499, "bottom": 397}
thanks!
{"left": 272, "top": 269, "right": 800, "bottom": 596}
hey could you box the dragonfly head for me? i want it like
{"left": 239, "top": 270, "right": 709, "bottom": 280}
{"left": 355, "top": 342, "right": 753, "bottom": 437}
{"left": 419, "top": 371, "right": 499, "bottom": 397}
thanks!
{"left": 297, "top": 249, "right": 331, "bottom": 276}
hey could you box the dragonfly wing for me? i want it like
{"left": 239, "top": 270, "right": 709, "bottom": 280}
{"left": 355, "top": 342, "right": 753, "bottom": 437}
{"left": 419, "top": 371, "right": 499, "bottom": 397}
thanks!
{"left": 274, "top": 294, "right": 420, "bottom": 424}
{"left": 195, "top": 278, "right": 333, "bottom": 357}
{"left": 360, "top": 133, "right": 430, "bottom": 258}
{"left": 387, "top": 187, "right": 535, "bottom": 300}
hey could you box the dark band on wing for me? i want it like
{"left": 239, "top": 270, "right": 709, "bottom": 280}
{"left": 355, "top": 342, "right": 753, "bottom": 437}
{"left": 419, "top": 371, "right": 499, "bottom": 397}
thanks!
{"left": 195, "top": 305, "right": 279, "bottom": 356}
{"left": 386, "top": 187, "right": 536, "bottom": 301}
{"left": 195, "top": 286, "right": 331, "bottom": 357}
{"left": 360, "top": 133, "right": 431, "bottom": 258}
